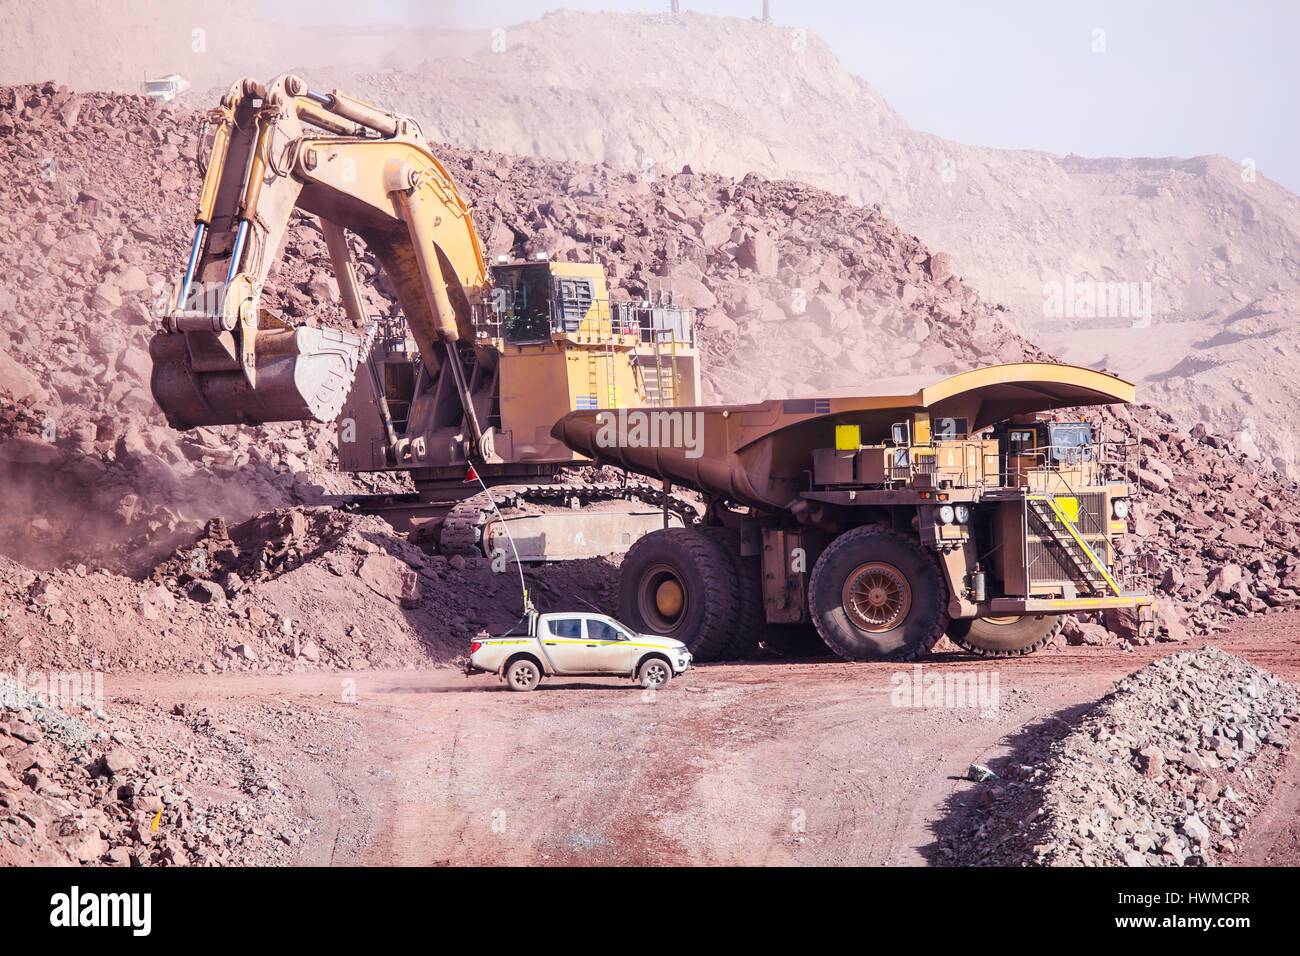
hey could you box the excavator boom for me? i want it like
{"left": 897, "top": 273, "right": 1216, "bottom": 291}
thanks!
{"left": 148, "top": 76, "right": 704, "bottom": 561}
{"left": 150, "top": 74, "right": 487, "bottom": 452}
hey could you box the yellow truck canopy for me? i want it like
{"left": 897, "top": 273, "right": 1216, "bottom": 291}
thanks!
{"left": 806, "top": 362, "right": 1135, "bottom": 433}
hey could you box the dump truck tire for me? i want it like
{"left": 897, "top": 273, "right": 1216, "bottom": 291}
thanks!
{"left": 699, "top": 527, "right": 763, "bottom": 660}
{"left": 618, "top": 527, "right": 739, "bottom": 662}
{"left": 946, "top": 615, "right": 1062, "bottom": 656}
{"left": 808, "top": 527, "right": 948, "bottom": 662}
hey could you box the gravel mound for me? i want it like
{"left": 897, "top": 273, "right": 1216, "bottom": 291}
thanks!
{"left": 0, "top": 677, "right": 323, "bottom": 866}
{"left": 942, "top": 647, "right": 1300, "bottom": 867}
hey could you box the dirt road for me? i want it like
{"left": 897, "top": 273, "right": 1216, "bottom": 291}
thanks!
{"left": 107, "top": 614, "right": 1300, "bottom": 866}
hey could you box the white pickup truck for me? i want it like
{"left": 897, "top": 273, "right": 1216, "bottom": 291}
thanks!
{"left": 465, "top": 610, "right": 692, "bottom": 691}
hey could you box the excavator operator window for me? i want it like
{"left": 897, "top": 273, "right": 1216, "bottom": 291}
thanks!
{"left": 497, "top": 264, "right": 553, "bottom": 343}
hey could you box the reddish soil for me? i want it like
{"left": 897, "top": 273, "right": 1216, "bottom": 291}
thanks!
{"left": 100, "top": 611, "right": 1300, "bottom": 867}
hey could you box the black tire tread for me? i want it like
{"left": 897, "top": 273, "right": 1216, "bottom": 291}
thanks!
{"left": 945, "top": 615, "right": 1063, "bottom": 657}
{"left": 618, "top": 527, "right": 739, "bottom": 663}
{"left": 808, "top": 526, "right": 948, "bottom": 662}
{"left": 699, "top": 527, "right": 763, "bottom": 660}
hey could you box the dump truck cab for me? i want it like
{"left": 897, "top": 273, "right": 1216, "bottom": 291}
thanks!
{"left": 997, "top": 416, "right": 1099, "bottom": 488}
{"left": 818, "top": 407, "right": 1142, "bottom": 620}
{"left": 553, "top": 363, "right": 1159, "bottom": 663}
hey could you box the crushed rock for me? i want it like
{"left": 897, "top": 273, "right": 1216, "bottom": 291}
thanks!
{"left": 941, "top": 647, "right": 1300, "bottom": 866}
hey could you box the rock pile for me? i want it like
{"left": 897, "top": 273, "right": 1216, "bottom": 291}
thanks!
{"left": 1083, "top": 402, "right": 1300, "bottom": 639}
{"left": 0, "top": 676, "right": 310, "bottom": 866}
{"left": 0, "top": 507, "right": 619, "bottom": 675}
{"left": 942, "top": 648, "right": 1300, "bottom": 866}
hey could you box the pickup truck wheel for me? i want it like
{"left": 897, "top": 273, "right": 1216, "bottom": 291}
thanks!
{"left": 638, "top": 657, "right": 673, "bottom": 690}
{"left": 946, "top": 615, "right": 1061, "bottom": 656}
{"left": 618, "top": 528, "right": 739, "bottom": 662}
{"left": 809, "top": 527, "right": 948, "bottom": 662}
{"left": 505, "top": 658, "right": 542, "bottom": 691}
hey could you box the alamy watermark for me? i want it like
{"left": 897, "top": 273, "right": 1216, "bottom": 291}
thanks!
{"left": 594, "top": 408, "right": 704, "bottom": 459}
{"left": 0, "top": 666, "right": 105, "bottom": 713}
{"left": 1042, "top": 274, "right": 1154, "bottom": 328}
{"left": 891, "top": 664, "right": 999, "bottom": 718}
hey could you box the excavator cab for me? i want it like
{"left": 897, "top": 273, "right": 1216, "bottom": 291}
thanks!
{"left": 486, "top": 261, "right": 615, "bottom": 343}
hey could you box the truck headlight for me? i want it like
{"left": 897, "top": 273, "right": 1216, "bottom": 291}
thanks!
{"left": 938, "top": 504, "right": 955, "bottom": 524}
{"left": 1112, "top": 498, "right": 1130, "bottom": 520}
{"left": 954, "top": 504, "right": 971, "bottom": 524}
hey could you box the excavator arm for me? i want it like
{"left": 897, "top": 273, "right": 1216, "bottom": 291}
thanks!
{"left": 150, "top": 74, "right": 489, "bottom": 456}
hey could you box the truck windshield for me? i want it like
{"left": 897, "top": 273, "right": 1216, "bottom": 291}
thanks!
{"left": 1047, "top": 424, "right": 1094, "bottom": 464}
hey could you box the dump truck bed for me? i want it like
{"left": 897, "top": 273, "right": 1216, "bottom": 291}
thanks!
{"left": 551, "top": 362, "right": 1137, "bottom": 512}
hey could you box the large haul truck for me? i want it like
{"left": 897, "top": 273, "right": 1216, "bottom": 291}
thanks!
{"left": 552, "top": 363, "right": 1158, "bottom": 662}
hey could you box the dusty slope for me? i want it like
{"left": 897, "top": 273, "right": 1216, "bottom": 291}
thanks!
{"left": 0, "top": 0, "right": 462, "bottom": 93}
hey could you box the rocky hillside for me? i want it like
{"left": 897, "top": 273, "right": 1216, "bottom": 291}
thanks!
{"left": 0, "top": 82, "right": 1032, "bottom": 571}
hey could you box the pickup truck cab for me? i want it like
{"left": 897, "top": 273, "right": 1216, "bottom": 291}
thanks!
{"left": 466, "top": 610, "right": 692, "bottom": 691}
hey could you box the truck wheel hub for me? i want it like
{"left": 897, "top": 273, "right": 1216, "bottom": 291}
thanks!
{"left": 641, "top": 565, "right": 686, "bottom": 630}
{"left": 656, "top": 580, "right": 684, "bottom": 617}
{"left": 843, "top": 562, "right": 910, "bottom": 631}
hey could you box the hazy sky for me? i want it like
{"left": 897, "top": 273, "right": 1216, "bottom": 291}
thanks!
{"left": 263, "top": 0, "right": 1300, "bottom": 193}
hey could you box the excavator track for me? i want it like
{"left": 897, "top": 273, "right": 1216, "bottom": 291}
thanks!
{"left": 438, "top": 482, "right": 699, "bottom": 558}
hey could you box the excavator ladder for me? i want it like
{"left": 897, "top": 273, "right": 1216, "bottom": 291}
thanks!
{"left": 641, "top": 330, "right": 679, "bottom": 408}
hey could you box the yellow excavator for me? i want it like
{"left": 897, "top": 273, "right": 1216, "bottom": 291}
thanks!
{"left": 149, "top": 75, "right": 700, "bottom": 558}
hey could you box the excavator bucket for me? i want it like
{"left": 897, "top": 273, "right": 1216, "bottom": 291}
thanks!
{"left": 149, "top": 324, "right": 363, "bottom": 429}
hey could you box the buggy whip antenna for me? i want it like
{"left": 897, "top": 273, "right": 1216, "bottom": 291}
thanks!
{"left": 465, "top": 464, "right": 533, "bottom": 619}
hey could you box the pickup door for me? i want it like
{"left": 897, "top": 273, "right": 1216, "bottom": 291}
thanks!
{"left": 540, "top": 616, "right": 588, "bottom": 674}
{"left": 578, "top": 617, "right": 640, "bottom": 674}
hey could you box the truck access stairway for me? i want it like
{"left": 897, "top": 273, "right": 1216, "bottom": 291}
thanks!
{"left": 1026, "top": 494, "right": 1121, "bottom": 597}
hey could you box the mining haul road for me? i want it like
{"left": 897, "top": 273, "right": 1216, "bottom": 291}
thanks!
{"left": 108, "top": 612, "right": 1300, "bottom": 866}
